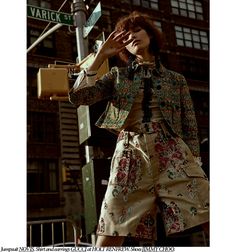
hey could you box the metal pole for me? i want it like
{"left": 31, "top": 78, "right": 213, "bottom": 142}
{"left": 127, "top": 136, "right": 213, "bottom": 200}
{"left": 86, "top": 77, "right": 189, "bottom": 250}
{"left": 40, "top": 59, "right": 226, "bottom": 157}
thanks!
{"left": 72, "top": 0, "right": 88, "bottom": 62}
{"left": 72, "top": 0, "right": 93, "bottom": 163}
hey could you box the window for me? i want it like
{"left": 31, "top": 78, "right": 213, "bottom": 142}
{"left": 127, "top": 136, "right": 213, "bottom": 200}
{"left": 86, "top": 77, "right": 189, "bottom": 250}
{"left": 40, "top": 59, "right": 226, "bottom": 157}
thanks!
{"left": 175, "top": 26, "right": 208, "bottom": 50}
{"left": 28, "top": 28, "right": 55, "bottom": 56}
{"left": 153, "top": 20, "right": 162, "bottom": 31}
{"left": 101, "top": 10, "right": 112, "bottom": 32}
{"left": 133, "top": 0, "right": 141, "bottom": 5}
{"left": 27, "top": 0, "right": 51, "bottom": 9}
{"left": 29, "top": 29, "right": 40, "bottom": 45}
{"left": 28, "top": 0, "right": 38, "bottom": 6}
{"left": 180, "top": 57, "right": 209, "bottom": 81}
{"left": 133, "top": 0, "right": 159, "bottom": 9}
{"left": 27, "top": 159, "right": 58, "bottom": 193}
{"left": 40, "top": 0, "right": 51, "bottom": 9}
{"left": 27, "top": 111, "right": 58, "bottom": 143}
{"left": 29, "top": 29, "right": 53, "bottom": 49}
{"left": 142, "top": 0, "right": 149, "bottom": 8}
{"left": 27, "top": 68, "right": 38, "bottom": 97}
{"left": 171, "top": 0, "right": 204, "bottom": 20}
{"left": 150, "top": 0, "right": 159, "bottom": 9}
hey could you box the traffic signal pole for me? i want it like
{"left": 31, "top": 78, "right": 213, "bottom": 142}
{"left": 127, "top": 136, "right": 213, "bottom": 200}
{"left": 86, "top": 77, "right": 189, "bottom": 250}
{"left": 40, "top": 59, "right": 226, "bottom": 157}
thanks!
{"left": 72, "top": 1, "right": 96, "bottom": 243}
{"left": 72, "top": 0, "right": 94, "bottom": 165}
{"left": 72, "top": 0, "right": 88, "bottom": 62}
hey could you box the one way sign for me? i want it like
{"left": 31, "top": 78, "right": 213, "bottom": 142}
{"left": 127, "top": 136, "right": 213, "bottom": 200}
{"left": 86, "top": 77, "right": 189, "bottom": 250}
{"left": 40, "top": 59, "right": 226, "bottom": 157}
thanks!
{"left": 83, "top": 2, "right": 102, "bottom": 38}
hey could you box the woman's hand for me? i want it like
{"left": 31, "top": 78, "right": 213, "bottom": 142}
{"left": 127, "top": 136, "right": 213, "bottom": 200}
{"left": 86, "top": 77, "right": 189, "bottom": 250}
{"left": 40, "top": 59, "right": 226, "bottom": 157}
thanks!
{"left": 87, "top": 30, "right": 134, "bottom": 72}
{"left": 98, "top": 30, "right": 134, "bottom": 58}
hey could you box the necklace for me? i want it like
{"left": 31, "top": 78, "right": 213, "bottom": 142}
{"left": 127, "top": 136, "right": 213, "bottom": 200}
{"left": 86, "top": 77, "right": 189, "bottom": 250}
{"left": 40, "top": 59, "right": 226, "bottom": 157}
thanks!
{"left": 136, "top": 56, "right": 156, "bottom": 66}
{"left": 138, "top": 61, "right": 155, "bottom": 67}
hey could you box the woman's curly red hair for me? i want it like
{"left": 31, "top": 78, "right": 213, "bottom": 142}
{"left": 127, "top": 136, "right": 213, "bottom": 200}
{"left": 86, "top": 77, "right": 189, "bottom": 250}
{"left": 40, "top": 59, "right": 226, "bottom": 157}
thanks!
{"left": 115, "top": 11, "right": 163, "bottom": 63}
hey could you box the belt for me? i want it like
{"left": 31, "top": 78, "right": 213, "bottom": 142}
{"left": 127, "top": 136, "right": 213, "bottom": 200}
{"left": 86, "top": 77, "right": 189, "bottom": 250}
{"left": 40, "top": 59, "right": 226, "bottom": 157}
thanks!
{"left": 124, "top": 120, "right": 166, "bottom": 134}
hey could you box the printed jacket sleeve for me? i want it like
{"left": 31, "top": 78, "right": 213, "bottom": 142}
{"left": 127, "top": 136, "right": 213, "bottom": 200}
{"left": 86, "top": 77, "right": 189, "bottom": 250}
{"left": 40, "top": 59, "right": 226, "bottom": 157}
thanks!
{"left": 180, "top": 76, "right": 200, "bottom": 157}
{"left": 68, "top": 69, "right": 115, "bottom": 106}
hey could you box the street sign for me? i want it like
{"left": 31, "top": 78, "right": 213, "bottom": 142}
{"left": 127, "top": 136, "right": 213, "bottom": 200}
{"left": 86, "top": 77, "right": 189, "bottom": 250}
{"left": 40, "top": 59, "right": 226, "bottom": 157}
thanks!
{"left": 83, "top": 2, "right": 102, "bottom": 38}
{"left": 27, "top": 5, "right": 73, "bottom": 26}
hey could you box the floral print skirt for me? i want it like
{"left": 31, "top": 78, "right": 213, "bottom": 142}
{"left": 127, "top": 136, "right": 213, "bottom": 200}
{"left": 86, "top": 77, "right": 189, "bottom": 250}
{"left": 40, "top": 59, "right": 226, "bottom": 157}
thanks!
{"left": 96, "top": 121, "right": 209, "bottom": 240}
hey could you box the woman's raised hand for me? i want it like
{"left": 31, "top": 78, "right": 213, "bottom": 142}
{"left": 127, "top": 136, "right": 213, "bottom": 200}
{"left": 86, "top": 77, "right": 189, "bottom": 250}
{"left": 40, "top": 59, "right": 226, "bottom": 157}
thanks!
{"left": 98, "top": 30, "right": 134, "bottom": 59}
{"left": 87, "top": 30, "right": 134, "bottom": 72}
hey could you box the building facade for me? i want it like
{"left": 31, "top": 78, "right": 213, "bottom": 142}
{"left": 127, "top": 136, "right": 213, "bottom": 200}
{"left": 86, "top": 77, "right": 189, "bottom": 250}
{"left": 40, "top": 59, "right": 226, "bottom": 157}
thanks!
{"left": 27, "top": 0, "right": 209, "bottom": 245}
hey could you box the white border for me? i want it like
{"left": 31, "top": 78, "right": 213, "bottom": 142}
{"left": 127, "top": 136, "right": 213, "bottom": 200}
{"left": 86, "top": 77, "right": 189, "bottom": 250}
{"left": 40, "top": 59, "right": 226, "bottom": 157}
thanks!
{"left": 1, "top": 0, "right": 26, "bottom": 246}
{"left": 2, "top": 0, "right": 236, "bottom": 249}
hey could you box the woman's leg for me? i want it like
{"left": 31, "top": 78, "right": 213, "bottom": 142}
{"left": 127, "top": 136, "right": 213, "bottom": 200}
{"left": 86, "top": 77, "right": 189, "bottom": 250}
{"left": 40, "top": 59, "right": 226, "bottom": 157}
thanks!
{"left": 96, "top": 235, "right": 125, "bottom": 247}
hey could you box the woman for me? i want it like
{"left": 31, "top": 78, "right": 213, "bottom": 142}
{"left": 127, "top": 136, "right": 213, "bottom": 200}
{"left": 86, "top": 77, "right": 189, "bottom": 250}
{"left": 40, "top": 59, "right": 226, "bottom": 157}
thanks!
{"left": 69, "top": 12, "right": 209, "bottom": 247}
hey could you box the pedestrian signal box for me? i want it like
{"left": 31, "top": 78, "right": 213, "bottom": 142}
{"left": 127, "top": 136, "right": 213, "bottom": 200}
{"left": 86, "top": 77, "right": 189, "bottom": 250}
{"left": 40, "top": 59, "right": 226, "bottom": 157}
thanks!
{"left": 37, "top": 52, "right": 108, "bottom": 100}
{"left": 37, "top": 68, "right": 69, "bottom": 99}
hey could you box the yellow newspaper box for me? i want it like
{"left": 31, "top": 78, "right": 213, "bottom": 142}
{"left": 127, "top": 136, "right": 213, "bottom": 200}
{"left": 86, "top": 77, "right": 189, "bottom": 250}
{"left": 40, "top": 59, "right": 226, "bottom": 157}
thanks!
{"left": 37, "top": 68, "right": 69, "bottom": 99}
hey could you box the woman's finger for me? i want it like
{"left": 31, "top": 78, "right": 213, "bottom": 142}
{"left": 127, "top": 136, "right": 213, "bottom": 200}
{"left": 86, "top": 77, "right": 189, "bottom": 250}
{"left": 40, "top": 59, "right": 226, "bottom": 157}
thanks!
{"left": 108, "top": 29, "right": 126, "bottom": 39}
{"left": 106, "top": 30, "right": 118, "bottom": 40}
{"left": 122, "top": 38, "right": 135, "bottom": 47}
{"left": 112, "top": 30, "right": 129, "bottom": 41}
{"left": 114, "top": 38, "right": 135, "bottom": 53}
{"left": 116, "top": 32, "right": 132, "bottom": 43}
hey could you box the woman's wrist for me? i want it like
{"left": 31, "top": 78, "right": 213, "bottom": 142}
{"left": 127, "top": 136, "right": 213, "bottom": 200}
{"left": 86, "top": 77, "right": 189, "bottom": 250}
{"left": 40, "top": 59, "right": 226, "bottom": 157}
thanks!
{"left": 88, "top": 51, "right": 107, "bottom": 72}
{"left": 86, "top": 70, "right": 97, "bottom": 76}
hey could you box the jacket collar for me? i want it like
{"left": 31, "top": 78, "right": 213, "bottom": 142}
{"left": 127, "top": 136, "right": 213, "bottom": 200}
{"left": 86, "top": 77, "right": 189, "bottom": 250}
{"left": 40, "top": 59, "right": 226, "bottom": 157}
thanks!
{"left": 130, "top": 58, "right": 166, "bottom": 77}
{"left": 156, "top": 63, "right": 166, "bottom": 77}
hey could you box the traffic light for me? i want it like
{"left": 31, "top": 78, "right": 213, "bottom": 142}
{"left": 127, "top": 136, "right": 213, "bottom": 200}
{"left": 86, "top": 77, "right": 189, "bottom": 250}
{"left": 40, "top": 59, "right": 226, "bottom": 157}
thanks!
{"left": 62, "top": 163, "right": 72, "bottom": 184}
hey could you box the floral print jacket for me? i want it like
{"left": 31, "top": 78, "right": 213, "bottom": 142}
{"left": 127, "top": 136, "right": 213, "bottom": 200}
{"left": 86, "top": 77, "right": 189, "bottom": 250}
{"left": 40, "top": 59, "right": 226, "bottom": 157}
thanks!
{"left": 69, "top": 63, "right": 200, "bottom": 157}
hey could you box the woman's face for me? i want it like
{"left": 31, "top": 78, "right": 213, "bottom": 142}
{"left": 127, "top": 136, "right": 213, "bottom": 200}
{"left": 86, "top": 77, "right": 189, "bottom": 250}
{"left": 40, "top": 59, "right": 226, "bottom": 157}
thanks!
{"left": 125, "top": 26, "right": 151, "bottom": 56}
